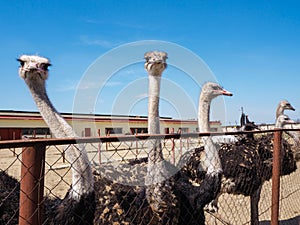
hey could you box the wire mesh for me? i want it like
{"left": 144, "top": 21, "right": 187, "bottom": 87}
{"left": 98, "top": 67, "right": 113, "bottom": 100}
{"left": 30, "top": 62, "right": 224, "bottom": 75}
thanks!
{"left": 0, "top": 130, "right": 299, "bottom": 225}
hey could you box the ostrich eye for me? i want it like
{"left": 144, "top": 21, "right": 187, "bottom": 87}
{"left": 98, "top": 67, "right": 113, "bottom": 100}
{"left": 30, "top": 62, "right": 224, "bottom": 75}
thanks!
{"left": 17, "top": 59, "right": 25, "bottom": 67}
{"left": 40, "top": 63, "right": 50, "bottom": 70}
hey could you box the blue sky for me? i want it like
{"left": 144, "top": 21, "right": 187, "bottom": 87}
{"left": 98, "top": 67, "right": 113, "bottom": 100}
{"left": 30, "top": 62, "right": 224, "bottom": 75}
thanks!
{"left": 1, "top": 0, "right": 300, "bottom": 125}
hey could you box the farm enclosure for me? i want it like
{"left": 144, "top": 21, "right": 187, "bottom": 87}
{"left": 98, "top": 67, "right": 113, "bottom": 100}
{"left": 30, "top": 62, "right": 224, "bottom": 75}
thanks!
{"left": 0, "top": 131, "right": 299, "bottom": 225}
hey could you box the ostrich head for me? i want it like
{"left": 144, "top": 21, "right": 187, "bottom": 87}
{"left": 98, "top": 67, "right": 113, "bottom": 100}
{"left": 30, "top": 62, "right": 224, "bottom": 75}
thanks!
{"left": 278, "top": 100, "right": 295, "bottom": 112}
{"left": 276, "top": 100, "right": 295, "bottom": 119}
{"left": 201, "top": 82, "right": 233, "bottom": 101}
{"left": 144, "top": 51, "right": 167, "bottom": 76}
{"left": 275, "top": 114, "right": 295, "bottom": 128}
{"left": 18, "top": 55, "right": 51, "bottom": 83}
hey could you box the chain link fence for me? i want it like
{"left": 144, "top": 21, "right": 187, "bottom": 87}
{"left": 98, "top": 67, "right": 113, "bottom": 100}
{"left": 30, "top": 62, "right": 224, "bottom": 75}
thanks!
{"left": 0, "top": 130, "right": 299, "bottom": 224}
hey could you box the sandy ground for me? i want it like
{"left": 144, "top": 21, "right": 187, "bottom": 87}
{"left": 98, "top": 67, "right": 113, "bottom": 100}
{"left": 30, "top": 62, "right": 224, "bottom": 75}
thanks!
{"left": 0, "top": 139, "right": 299, "bottom": 225}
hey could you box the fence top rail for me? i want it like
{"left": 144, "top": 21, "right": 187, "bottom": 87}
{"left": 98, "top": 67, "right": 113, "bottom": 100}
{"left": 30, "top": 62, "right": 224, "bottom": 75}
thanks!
{"left": 0, "top": 128, "right": 299, "bottom": 149}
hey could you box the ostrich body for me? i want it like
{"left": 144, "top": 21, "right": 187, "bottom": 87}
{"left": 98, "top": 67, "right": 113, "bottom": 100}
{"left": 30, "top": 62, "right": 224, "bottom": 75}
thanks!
{"left": 0, "top": 171, "right": 20, "bottom": 224}
{"left": 204, "top": 100, "right": 297, "bottom": 225}
{"left": 0, "top": 55, "right": 95, "bottom": 224}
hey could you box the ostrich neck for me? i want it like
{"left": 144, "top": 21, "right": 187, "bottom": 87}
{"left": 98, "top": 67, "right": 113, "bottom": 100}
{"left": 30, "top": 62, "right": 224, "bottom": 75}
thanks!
{"left": 276, "top": 105, "right": 284, "bottom": 119}
{"left": 146, "top": 70, "right": 174, "bottom": 216}
{"left": 146, "top": 73, "right": 164, "bottom": 185}
{"left": 148, "top": 74, "right": 161, "bottom": 134}
{"left": 26, "top": 80, "right": 93, "bottom": 199}
{"left": 198, "top": 93, "right": 222, "bottom": 174}
{"left": 198, "top": 95, "right": 211, "bottom": 132}
{"left": 28, "top": 82, "right": 75, "bottom": 138}
{"left": 275, "top": 121, "right": 282, "bottom": 128}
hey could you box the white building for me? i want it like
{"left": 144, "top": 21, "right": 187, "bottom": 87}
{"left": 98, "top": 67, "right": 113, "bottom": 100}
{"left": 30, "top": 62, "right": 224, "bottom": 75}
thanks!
{"left": 0, "top": 110, "right": 223, "bottom": 140}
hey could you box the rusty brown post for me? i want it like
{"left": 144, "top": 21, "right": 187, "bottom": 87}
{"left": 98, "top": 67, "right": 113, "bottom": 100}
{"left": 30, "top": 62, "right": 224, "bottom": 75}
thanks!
{"left": 171, "top": 128, "right": 175, "bottom": 164}
{"left": 106, "top": 130, "right": 110, "bottom": 151}
{"left": 19, "top": 144, "right": 46, "bottom": 225}
{"left": 271, "top": 130, "right": 282, "bottom": 225}
{"left": 178, "top": 129, "right": 182, "bottom": 156}
{"left": 98, "top": 129, "right": 101, "bottom": 164}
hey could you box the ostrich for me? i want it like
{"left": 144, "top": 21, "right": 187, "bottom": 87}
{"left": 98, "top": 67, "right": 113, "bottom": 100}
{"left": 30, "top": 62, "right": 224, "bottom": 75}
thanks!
{"left": 143, "top": 51, "right": 180, "bottom": 224}
{"left": 167, "top": 82, "right": 234, "bottom": 225}
{"left": 197, "top": 83, "right": 236, "bottom": 144}
{"left": 178, "top": 82, "right": 233, "bottom": 206}
{"left": 203, "top": 100, "right": 297, "bottom": 225}
{"left": 276, "top": 100, "right": 299, "bottom": 147}
{"left": 93, "top": 51, "right": 180, "bottom": 225}
{"left": 1, "top": 55, "right": 95, "bottom": 224}
{"left": 196, "top": 82, "right": 233, "bottom": 174}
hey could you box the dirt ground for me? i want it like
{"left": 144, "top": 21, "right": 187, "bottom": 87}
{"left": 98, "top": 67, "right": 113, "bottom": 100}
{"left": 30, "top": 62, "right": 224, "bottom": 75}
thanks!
{"left": 0, "top": 142, "right": 299, "bottom": 225}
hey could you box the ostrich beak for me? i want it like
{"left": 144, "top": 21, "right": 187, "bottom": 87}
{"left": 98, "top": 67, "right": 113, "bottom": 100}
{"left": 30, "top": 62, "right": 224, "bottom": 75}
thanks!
{"left": 221, "top": 89, "right": 233, "bottom": 96}
{"left": 288, "top": 105, "right": 295, "bottom": 111}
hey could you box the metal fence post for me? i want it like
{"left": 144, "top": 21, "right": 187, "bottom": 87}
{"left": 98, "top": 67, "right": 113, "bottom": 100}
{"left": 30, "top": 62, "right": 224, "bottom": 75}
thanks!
{"left": 271, "top": 130, "right": 282, "bottom": 225}
{"left": 98, "top": 129, "right": 102, "bottom": 164}
{"left": 19, "top": 144, "right": 46, "bottom": 225}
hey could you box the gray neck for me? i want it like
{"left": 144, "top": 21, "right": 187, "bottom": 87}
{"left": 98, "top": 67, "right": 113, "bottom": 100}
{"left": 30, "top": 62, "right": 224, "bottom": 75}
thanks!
{"left": 26, "top": 80, "right": 94, "bottom": 199}
{"left": 275, "top": 120, "right": 285, "bottom": 129}
{"left": 198, "top": 91, "right": 222, "bottom": 174}
{"left": 276, "top": 104, "right": 283, "bottom": 119}
{"left": 198, "top": 94, "right": 211, "bottom": 132}
{"left": 148, "top": 75, "right": 161, "bottom": 134}
{"left": 27, "top": 81, "right": 76, "bottom": 138}
{"left": 146, "top": 73, "right": 164, "bottom": 185}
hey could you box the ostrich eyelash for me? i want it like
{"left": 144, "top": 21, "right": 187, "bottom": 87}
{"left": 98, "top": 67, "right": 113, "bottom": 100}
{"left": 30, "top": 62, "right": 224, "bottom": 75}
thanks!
{"left": 17, "top": 59, "right": 25, "bottom": 67}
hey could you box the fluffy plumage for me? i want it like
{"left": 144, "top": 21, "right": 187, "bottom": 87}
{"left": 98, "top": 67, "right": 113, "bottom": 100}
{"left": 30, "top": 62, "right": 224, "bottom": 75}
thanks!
{"left": 0, "top": 171, "right": 20, "bottom": 224}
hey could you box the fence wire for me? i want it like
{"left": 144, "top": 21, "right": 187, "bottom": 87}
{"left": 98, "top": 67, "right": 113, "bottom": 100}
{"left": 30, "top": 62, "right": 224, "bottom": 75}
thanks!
{"left": 0, "top": 130, "right": 299, "bottom": 225}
